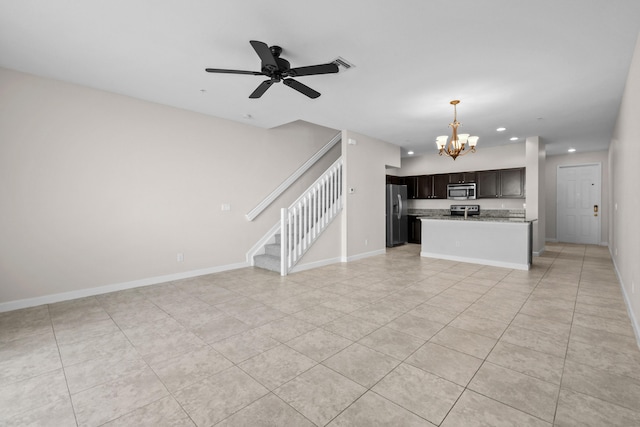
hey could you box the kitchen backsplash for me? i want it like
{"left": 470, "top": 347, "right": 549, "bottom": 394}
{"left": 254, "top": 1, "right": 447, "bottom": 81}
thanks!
{"left": 407, "top": 198, "right": 525, "bottom": 211}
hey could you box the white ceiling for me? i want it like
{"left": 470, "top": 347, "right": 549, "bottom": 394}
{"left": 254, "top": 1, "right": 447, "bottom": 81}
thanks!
{"left": 1, "top": 0, "right": 639, "bottom": 157}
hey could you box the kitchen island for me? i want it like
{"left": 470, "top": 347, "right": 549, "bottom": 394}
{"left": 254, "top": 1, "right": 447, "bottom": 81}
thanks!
{"left": 420, "top": 216, "right": 534, "bottom": 270}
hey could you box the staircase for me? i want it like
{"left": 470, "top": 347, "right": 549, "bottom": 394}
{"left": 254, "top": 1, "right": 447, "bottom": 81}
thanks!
{"left": 252, "top": 157, "right": 343, "bottom": 275}
{"left": 253, "top": 233, "right": 282, "bottom": 273}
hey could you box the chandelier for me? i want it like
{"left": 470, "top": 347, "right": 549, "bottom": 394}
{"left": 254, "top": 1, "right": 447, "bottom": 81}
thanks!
{"left": 436, "top": 100, "right": 478, "bottom": 160}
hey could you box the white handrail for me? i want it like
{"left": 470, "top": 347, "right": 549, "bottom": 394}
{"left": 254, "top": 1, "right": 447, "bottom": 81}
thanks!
{"left": 280, "top": 157, "right": 343, "bottom": 275}
{"left": 246, "top": 132, "right": 341, "bottom": 221}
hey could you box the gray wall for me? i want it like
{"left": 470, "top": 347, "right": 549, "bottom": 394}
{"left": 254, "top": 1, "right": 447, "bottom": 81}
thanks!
{"left": 544, "top": 150, "right": 609, "bottom": 244}
{"left": 0, "top": 68, "right": 340, "bottom": 306}
{"left": 609, "top": 33, "right": 640, "bottom": 341}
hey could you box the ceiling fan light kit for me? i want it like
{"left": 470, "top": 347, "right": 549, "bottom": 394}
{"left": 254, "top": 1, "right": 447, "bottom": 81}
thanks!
{"left": 205, "top": 40, "right": 339, "bottom": 99}
{"left": 436, "top": 100, "right": 478, "bottom": 160}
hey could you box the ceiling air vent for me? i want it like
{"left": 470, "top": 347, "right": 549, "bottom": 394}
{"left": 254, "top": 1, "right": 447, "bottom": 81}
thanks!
{"left": 333, "top": 56, "right": 355, "bottom": 70}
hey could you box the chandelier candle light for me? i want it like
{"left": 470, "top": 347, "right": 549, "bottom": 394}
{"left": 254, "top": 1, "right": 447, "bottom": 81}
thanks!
{"left": 436, "top": 100, "right": 479, "bottom": 160}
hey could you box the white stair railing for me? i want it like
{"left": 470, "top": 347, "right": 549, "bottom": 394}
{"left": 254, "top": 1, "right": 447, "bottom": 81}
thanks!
{"left": 246, "top": 132, "right": 341, "bottom": 221}
{"left": 280, "top": 157, "right": 343, "bottom": 275}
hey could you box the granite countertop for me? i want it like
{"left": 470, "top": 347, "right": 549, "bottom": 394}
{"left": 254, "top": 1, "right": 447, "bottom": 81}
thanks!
{"left": 418, "top": 216, "right": 535, "bottom": 223}
{"left": 409, "top": 208, "right": 534, "bottom": 223}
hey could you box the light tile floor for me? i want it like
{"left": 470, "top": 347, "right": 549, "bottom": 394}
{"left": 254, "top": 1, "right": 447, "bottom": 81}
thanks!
{"left": 1, "top": 243, "right": 640, "bottom": 426}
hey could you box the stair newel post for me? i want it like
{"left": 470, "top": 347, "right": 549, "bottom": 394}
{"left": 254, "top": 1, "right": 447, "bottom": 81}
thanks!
{"left": 254, "top": 157, "right": 342, "bottom": 275}
{"left": 280, "top": 208, "right": 288, "bottom": 276}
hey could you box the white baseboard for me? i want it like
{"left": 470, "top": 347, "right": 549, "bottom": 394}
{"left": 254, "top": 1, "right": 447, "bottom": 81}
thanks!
{"left": 420, "top": 251, "right": 530, "bottom": 271}
{"left": 341, "top": 248, "right": 386, "bottom": 263}
{"left": 533, "top": 249, "right": 545, "bottom": 257}
{"left": 545, "top": 238, "right": 609, "bottom": 247}
{"left": 609, "top": 247, "right": 640, "bottom": 350}
{"left": 0, "top": 261, "right": 249, "bottom": 313}
{"left": 290, "top": 257, "right": 343, "bottom": 273}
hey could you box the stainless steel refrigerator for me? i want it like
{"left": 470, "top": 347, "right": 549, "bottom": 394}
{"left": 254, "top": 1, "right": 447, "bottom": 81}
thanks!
{"left": 386, "top": 184, "right": 408, "bottom": 247}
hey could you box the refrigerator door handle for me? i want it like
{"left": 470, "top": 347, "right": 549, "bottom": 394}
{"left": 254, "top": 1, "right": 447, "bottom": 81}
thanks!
{"left": 397, "top": 194, "right": 402, "bottom": 220}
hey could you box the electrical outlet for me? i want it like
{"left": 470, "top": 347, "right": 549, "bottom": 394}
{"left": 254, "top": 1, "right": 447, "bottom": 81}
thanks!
{"left": 221, "top": 203, "right": 231, "bottom": 211}
{"left": 177, "top": 253, "right": 184, "bottom": 263}
{"left": 365, "top": 239, "right": 368, "bottom": 246}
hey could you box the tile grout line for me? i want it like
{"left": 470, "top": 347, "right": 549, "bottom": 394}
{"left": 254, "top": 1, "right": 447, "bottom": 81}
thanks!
{"left": 47, "top": 304, "right": 81, "bottom": 427}
{"left": 549, "top": 244, "right": 585, "bottom": 425}
{"left": 437, "top": 254, "right": 558, "bottom": 426}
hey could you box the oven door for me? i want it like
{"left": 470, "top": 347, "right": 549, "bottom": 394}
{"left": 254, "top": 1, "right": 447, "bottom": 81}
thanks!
{"left": 448, "top": 188, "right": 470, "bottom": 200}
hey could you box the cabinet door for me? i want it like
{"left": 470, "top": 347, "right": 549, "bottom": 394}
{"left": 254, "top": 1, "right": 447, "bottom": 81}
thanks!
{"left": 449, "top": 172, "right": 476, "bottom": 183}
{"left": 405, "top": 176, "right": 418, "bottom": 199}
{"left": 408, "top": 216, "right": 422, "bottom": 243}
{"left": 448, "top": 173, "right": 463, "bottom": 184}
{"left": 500, "top": 168, "right": 525, "bottom": 198}
{"left": 477, "top": 170, "right": 499, "bottom": 198}
{"left": 463, "top": 172, "right": 477, "bottom": 183}
{"left": 433, "top": 174, "right": 449, "bottom": 199}
{"left": 417, "top": 175, "right": 432, "bottom": 199}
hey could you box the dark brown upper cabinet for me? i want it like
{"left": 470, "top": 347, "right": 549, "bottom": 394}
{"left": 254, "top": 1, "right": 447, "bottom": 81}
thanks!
{"left": 499, "top": 168, "right": 525, "bottom": 198}
{"left": 417, "top": 174, "right": 448, "bottom": 199}
{"left": 405, "top": 176, "right": 419, "bottom": 199}
{"left": 448, "top": 172, "right": 477, "bottom": 184}
{"left": 477, "top": 168, "right": 525, "bottom": 198}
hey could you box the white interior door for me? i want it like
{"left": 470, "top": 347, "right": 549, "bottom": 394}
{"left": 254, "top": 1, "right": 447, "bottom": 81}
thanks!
{"left": 557, "top": 163, "right": 601, "bottom": 244}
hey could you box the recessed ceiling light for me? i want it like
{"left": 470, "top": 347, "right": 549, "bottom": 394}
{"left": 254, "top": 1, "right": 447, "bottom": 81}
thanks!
{"left": 407, "top": 151, "right": 414, "bottom": 155}
{"left": 568, "top": 148, "right": 576, "bottom": 153}
{"left": 510, "top": 137, "right": 519, "bottom": 141}
{"left": 496, "top": 127, "right": 506, "bottom": 132}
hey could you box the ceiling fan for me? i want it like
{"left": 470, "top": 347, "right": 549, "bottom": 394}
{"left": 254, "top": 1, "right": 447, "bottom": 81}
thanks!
{"left": 205, "top": 40, "right": 339, "bottom": 99}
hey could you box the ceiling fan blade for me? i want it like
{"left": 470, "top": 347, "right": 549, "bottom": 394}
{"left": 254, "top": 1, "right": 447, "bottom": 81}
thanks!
{"left": 283, "top": 78, "right": 321, "bottom": 99}
{"left": 287, "top": 63, "right": 339, "bottom": 77}
{"left": 205, "top": 68, "right": 264, "bottom": 75}
{"left": 250, "top": 40, "right": 278, "bottom": 71}
{"left": 249, "top": 80, "right": 275, "bottom": 98}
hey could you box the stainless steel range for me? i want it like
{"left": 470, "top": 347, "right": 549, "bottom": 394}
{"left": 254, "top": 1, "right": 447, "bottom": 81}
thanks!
{"left": 450, "top": 204, "right": 480, "bottom": 218}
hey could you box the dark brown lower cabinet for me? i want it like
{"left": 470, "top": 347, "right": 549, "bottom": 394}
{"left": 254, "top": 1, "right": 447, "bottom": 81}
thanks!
{"left": 408, "top": 216, "right": 421, "bottom": 243}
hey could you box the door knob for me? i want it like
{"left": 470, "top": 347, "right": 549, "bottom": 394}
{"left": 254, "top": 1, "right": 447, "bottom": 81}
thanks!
{"left": 594, "top": 205, "right": 598, "bottom": 217}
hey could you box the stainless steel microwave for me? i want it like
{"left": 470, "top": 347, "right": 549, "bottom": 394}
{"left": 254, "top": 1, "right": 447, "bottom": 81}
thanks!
{"left": 447, "top": 183, "right": 477, "bottom": 200}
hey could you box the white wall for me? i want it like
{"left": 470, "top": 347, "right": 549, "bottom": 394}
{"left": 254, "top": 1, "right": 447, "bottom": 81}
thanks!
{"left": 342, "top": 131, "right": 401, "bottom": 260}
{"left": 391, "top": 142, "right": 526, "bottom": 176}
{"left": 525, "top": 136, "right": 546, "bottom": 254}
{"left": 0, "top": 67, "right": 341, "bottom": 307}
{"left": 544, "top": 150, "right": 609, "bottom": 244}
{"left": 609, "top": 34, "right": 640, "bottom": 342}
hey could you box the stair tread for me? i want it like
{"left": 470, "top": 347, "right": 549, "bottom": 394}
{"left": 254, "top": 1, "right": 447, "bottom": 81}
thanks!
{"left": 253, "top": 253, "right": 281, "bottom": 273}
{"left": 254, "top": 253, "right": 280, "bottom": 260}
